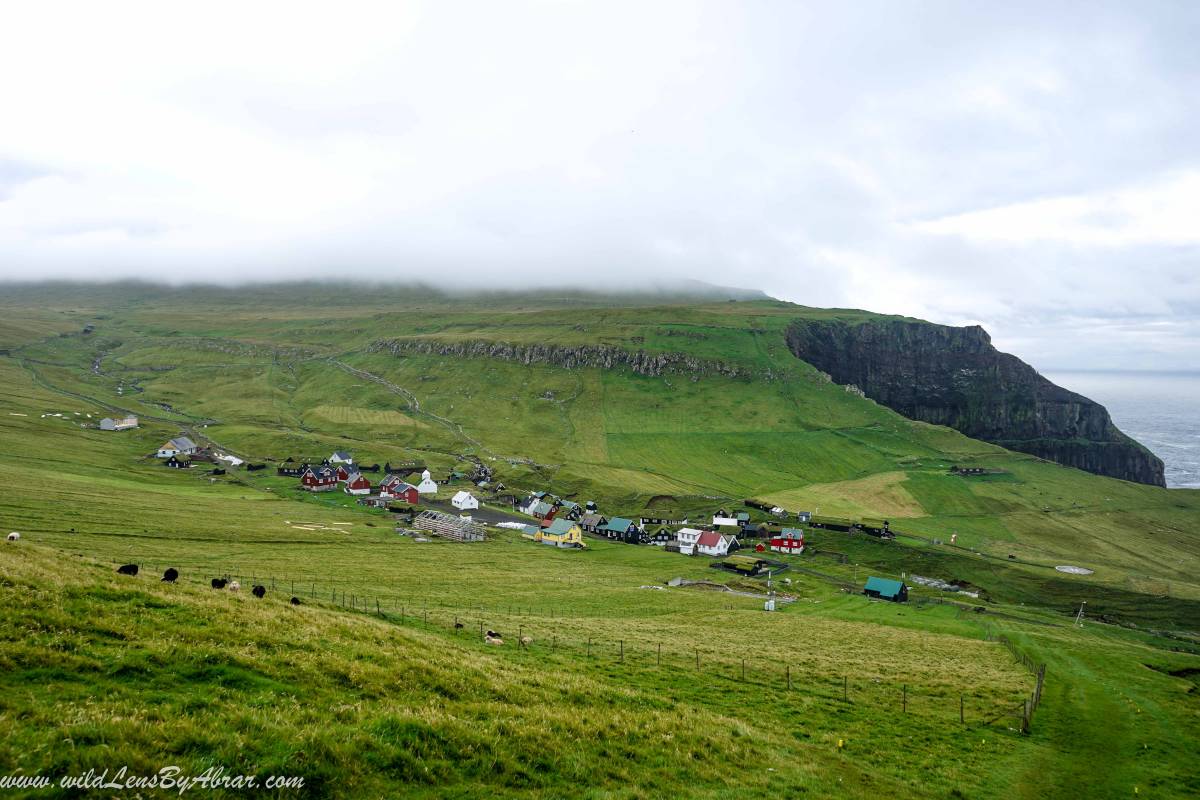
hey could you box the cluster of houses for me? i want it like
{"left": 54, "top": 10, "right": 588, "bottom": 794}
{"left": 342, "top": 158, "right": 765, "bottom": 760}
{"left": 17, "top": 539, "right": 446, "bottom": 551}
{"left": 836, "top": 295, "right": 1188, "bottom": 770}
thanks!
{"left": 515, "top": 492, "right": 811, "bottom": 557}
{"left": 285, "top": 451, "right": 485, "bottom": 513}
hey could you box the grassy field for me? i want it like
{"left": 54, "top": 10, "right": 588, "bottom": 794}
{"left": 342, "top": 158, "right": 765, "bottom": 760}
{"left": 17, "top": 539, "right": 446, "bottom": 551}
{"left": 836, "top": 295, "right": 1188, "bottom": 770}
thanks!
{"left": 0, "top": 282, "right": 1197, "bottom": 798}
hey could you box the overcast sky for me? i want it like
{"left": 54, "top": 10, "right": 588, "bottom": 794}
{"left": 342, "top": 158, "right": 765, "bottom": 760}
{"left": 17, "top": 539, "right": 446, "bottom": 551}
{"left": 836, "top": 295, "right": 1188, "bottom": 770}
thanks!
{"left": 2, "top": 1, "right": 1198, "bottom": 370}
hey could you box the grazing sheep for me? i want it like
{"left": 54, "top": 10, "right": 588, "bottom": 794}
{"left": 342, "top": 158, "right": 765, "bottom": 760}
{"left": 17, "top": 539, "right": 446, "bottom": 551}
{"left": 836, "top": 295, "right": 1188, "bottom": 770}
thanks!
{"left": 211, "top": 578, "right": 228, "bottom": 589}
{"left": 454, "top": 622, "right": 464, "bottom": 630}
{"left": 116, "top": 563, "right": 138, "bottom": 576}
{"left": 251, "top": 585, "right": 266, "bottom": 598}
{"left": 485, "top": 635, "right": 504, "bottom": 646}
{"left": 228, "top": 580, "right": 241, "bottom": 592}
{"left": 161, "top": 568, "right": 179, "bottom": 583}
{"left": 290, "top": 596, "right": 301, "bottom": 606}
{"left": 519, "top": 635, "right": 533, "bottom": 648}
{"left": 6, "top": 532, "right": 19, "bottom": 543}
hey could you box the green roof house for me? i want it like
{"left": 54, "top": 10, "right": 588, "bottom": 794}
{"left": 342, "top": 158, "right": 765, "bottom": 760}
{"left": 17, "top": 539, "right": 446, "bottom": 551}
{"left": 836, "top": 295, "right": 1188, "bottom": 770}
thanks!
{"left": 863, "top": 576, "right": 908, "bottom": 603}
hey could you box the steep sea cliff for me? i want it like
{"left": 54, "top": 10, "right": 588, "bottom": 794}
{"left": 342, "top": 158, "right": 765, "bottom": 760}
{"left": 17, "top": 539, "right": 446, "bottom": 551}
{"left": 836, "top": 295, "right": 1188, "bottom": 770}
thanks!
{"left": 785, "top": 318, "right": 1166, "bottom": 487}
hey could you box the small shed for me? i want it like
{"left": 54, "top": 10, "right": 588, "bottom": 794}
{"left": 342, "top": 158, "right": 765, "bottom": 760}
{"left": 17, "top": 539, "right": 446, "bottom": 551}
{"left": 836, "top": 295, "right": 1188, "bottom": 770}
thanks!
{"left": 863, "top": 576, "right": 908, "bottom": 603}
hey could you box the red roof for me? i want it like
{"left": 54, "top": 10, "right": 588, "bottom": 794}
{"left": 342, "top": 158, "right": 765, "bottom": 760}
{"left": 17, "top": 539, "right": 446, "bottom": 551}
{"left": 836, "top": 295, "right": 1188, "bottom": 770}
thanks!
{"left": 697, "top": 530, "right": 722, "bottom": 548}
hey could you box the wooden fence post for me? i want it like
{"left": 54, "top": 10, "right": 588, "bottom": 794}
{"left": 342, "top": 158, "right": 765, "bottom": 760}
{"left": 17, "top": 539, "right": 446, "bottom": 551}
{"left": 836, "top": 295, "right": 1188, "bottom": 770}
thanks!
{"left": 960, "top": 694, "right": 964, "bottom": 724}
{"left": 843, "top": 675, "right": 848, "bottom": 701}
{"left": 786, "top": 665, "right": 792, "bottom": 690}
{"left": 620, "top": 640, "right": 624, "bottom": 662}
{"left": 742, "top": 659, "right": 746, "bottom": 681}
{"left": 903, "top": 684, "right": 907, "bottom": 713}
{"left": 587, "top": 638, "right": 592, "bottom": 658}
{"left": 657, "top": 643, "right": 661, "bottom": 667}
{"left": 695, "top": 649, "right": 700, "bottom": 670}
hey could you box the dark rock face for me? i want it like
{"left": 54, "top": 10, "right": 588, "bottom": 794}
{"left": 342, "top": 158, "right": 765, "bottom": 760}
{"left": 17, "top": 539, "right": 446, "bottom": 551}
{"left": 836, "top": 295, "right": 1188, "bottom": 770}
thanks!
{"left": 369, "top": 339, "right": 759, "bottom": 380}
{"left": 785, "top": 319, "right": 1166, "bottom": 487}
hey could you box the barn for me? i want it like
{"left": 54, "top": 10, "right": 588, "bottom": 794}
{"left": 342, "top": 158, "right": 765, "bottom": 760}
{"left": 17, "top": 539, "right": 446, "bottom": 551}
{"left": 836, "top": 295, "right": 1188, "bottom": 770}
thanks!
{"left": 863, "top": 576, "right": 908, "bottom": 603}
{"left": 156, "top": 436, "right": 197, "bottom": 458}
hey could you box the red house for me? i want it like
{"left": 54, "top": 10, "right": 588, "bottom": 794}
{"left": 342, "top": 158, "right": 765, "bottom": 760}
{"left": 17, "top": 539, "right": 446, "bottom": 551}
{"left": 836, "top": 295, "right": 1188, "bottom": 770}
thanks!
{"left": 344, "top": 472, "right": 372, "bottom": 495}
{"left": 333, "top": 464, "right": 352, "bottom": 482}
{"left": 379, "top": 475, "right": 420, "bottom": 504}
{"left": 769, "top": 528, "right": 805, "bottom": 554}
{"left": 301, "top": 466, "right": 337, "bottom": 492}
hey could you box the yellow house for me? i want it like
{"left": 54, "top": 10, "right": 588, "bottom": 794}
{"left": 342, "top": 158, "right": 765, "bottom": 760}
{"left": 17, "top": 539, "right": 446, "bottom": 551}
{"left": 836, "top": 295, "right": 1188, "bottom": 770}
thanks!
{"left": 524, "top": 518, "right": 584, "bottom": 549}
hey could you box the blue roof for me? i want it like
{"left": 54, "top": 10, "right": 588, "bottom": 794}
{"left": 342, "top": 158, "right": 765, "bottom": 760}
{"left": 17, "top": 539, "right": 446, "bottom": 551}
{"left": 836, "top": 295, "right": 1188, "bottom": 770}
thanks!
{"left": 544, "top": 518, "right": 578, "bottom": 536}
{"left": 601, "top": 517, "right": 634, "bottom": 532}
{"left": 864, "top": 576, "right": 905, "bottom": 598}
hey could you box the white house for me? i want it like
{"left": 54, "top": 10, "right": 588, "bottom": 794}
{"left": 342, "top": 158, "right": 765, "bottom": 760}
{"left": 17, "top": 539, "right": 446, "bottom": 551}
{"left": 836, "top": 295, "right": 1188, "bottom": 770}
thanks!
{"left": 676, "top": 527, "right": 705, "bottom": 555}
{"left": 99, "top": 416, "right": 138, "bottom": 431}
{"left": 416, "top": 469, "right": 438, "bottom": 495}
{"left": 451, "top": 490, "right": 479, "bottom": 510}
{"left": 696, "top": 530, "right": 738, "bottom": 557}
{"left": 329, "top": 450, "right": 354, "bottom": 465}
{"left": 156, "top": 436, "right": 198, "bottom": 458}
{"left": 712, "top": 514, "right": 739, "bottom": 527}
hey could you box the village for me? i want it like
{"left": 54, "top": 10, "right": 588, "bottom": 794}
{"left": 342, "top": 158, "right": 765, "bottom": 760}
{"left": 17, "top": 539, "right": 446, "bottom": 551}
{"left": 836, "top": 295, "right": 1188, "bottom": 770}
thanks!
{"left": 136, "top": 427, "right": 914, "bottom": 604}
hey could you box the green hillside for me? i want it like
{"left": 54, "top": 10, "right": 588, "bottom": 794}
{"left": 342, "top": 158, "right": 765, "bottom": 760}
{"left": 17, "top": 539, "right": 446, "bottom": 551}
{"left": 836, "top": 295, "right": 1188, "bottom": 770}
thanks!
{"left": 0, "top": 282, "right": 1197, "bottom": 798}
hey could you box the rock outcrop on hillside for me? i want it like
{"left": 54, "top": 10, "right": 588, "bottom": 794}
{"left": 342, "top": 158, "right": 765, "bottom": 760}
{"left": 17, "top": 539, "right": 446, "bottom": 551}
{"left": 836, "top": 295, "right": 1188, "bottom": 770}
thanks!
{"left": 785, "top": 318, "right": 1166, "bottom": 486}
{"left": 368, "top": 339, "right": 757, "bottom": 380}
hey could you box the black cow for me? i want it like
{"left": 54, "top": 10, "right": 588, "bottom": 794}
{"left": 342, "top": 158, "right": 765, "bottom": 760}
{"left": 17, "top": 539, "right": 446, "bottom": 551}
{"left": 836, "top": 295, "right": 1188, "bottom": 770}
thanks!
{"left": 117, "top": 563, "right": 138, "bottom": 576}
{"left": 486, "top": 630, "right": 502, "bottom": 639}
{"left": 251, "top": 585, "right": 266, "bottom": 598}
{"left": 211, "top": 578, "right": 228, "bottom": 589}
{"left": 162, "top": 568, "right": 179, "bottom": 583}
{"left": 290, "top": 596, "right": 301, "bottom": 605}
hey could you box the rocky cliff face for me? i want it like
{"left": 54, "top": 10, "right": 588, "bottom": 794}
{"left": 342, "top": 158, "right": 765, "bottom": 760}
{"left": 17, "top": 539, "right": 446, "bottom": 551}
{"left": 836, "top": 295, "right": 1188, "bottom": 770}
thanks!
{"left": 368, "top": 339, "right": 759, "bottom": 380}
{"left": 785, "top": 319, "right": 1166, "bottom": 487}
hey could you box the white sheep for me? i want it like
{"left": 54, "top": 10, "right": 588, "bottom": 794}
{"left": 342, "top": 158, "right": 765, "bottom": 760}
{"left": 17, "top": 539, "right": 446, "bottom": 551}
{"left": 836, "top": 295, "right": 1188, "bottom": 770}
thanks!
{"left": 228, "top": 580, "right": 241, "bottom": 592}
{"left": 6, "top": 532, "right": 19, "bottom": 543}
{"left": 485, "top": 635, "right": 504, "bottom": 646}
{"left": 519, "top": 635, "right": 533, "bottom": 648}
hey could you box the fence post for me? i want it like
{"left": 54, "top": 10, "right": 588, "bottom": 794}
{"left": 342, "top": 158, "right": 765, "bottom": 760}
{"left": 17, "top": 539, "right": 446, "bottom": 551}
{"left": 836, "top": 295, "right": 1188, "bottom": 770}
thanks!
{"left": 587, "top": 638, "right": 592, "bottom": 658}
{"left": 657, "top": 643, "right": 661, "bottom": 667}
{"left": 843, "top": 675, "right": 848, "bottom": 701}
{"left": 960, "top": 694, "right": 964, "bottom": 724}
{"left": 695, "top": 649, "right": 700, "bottom": 670}
{"left": 786, "top": 664, "right": 792, "bottom": 690}
{"left": 903, "top": 684, "right": 907, "bottom": 713}
{"left": 454, "top": 615, "right": 459, "bottom": 633}
{"left": 742, "top": 659, "right": 746, "bottom": 681}
{"left": 620, "top": 640, "right": 624, "bottom": 662}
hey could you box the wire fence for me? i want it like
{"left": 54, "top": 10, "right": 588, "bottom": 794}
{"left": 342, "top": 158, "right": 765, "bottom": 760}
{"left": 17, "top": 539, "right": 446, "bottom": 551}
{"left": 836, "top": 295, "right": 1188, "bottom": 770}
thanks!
{"left": 115, "top": 558, "right": 1041, "bottom": 733}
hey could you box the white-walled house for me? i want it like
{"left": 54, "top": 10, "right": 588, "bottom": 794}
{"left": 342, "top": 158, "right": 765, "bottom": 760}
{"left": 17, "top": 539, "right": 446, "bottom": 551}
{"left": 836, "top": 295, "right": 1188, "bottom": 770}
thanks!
{"left": 416, "top": 469, "right": 438, "bottom": 495}
{"left": 156, "top": 436, "right": 197, "bottom": 458}
{"left": 712, "top": 514, "right": 739, "bottom": 527}
{"left": 451, "top": 490, "right": 479, "bottom": 510}
{"left": 329, "top": 450, "right": 354, "bottom": 465}
{"left": 676, "top": 527, "right": 705, "bottom": 555}
{"left": 99, "top": 416, "right": 138, "bottom": 431}
{"left": 696, "top": 530, "right": 738, "bottom": 557}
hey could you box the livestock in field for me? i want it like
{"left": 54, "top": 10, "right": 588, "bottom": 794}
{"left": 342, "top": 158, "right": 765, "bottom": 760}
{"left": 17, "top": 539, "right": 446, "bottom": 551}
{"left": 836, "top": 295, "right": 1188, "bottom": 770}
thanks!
{"left": 290, "top": 596, "right": 301, "bottom": 605}
{"left": 252, "top": 585, "right": 266, "bottom": 598}
{"left": 454, "top": 622, "right": 464, "bottom": 630}
{"left": 486, "top": 630, "right": 502, "bottom": 639}
{"left": 519, "top": 636, "right": 533, "bottom": 648}
{"left": 6, "top": 532, "right": 19, "bottom": 542}
{"left": 162, "top": 568, "right": 179, "bottom": 582}
{"left": 117, "top": 563, "right": 138, "bottom": 576}
{"left": 211, "top": 578, "right": 228, "bottom": 589}
{"left": 228, "top": 580, "right": 241, "bottom": 592}
{"left": 485, "top": 635, "right": 504, "bottom": 646}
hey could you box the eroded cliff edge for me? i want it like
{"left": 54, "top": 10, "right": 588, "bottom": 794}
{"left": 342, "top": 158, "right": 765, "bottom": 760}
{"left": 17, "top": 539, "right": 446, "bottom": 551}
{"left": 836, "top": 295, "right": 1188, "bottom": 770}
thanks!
{"left": 785, "top": 318, "right": 1166, "bottom": 487}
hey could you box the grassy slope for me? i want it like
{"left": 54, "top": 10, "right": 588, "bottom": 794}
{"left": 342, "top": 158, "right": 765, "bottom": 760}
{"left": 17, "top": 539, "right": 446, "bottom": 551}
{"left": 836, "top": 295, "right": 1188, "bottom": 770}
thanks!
{"left": 0, "top": 284, "right": 1197, "bottom": 798}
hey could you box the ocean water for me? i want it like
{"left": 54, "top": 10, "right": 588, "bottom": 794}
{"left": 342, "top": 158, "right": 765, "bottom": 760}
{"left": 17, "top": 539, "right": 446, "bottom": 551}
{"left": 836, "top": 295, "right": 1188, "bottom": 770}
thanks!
{"left": 1044, "top": 370, "right": 1200, "bottom": 489}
